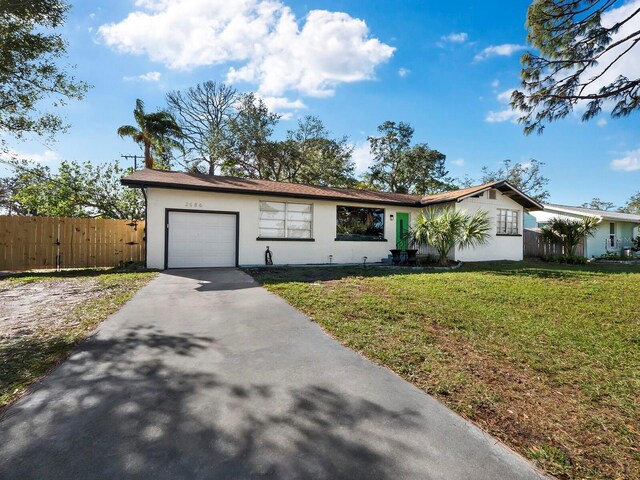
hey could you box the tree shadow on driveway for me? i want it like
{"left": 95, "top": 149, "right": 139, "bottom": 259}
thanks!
{"left": 0, "top": 324, "right": 424, "bottom": 480}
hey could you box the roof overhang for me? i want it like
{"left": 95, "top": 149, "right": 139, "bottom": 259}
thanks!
{"left": 121, "top": 178, "right": 422, "bottom": 208}
{"left": 419, "top": 181, "right": 544, "bottom": 210}
{"left": 543, "top": 205, "right": 640, "bottom": 224}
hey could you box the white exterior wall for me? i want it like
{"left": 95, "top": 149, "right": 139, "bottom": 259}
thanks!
{"left": 146, "top": 187, "right": 419, "bottom": 268}
{"left": 452, "top": 191, "right": 525, "bottom": 261}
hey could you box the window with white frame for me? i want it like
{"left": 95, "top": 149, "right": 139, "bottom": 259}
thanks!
{"left": 258, "top": 201, "right": 312, "bottom": 239}
{"left": 497, "top": 209, "right": 519, "bottom": 235}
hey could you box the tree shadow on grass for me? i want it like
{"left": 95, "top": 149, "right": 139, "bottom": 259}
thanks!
{"left": 245, "top": 265, "right": 444, "bottom": 286}
{"left": 0, "top": 324, "right": 424, "bottom": 480}
{"left": 478, "top": 263, "right": 637, "bottom": 280}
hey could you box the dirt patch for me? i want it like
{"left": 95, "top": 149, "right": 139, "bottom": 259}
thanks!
{"left": 0, "top": 272, "right": 155, "bottom": 410}
{"left": 0, "top": 279, "right": 104, "bottom": 341}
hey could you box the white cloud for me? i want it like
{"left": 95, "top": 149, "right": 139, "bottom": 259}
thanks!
{"left": 491, "top": 79, "right": 500, "bottom": 88}
{"left": 440, "top": 32, "right": 468, "bottom": 44}
{"left": 261, "top": 96, "right": 306, "bottom": 114}
{"left": 597, "top": 118, "right": 608, "bottom": 127}
{"left": 352, "top": 141, "right": 373, "bottom": 173}
{"left": 611, "top": 149, "right": 640, "bottom": 171}
{"left": 496, "top": 88, "right": 515, "bottom": 102}
{"left": 485, "top": 109, "right": 520, "bottom": 123}
{"left": 451, "top": 158, "right": 465, "bottom": 166}
{"left": 123, "top": 71, "right": 162, "bottom": 82}
{"left": 474, "top": 43, "right": 526, "bottom": 62}
{"left": 398, "top": 67, "right": 410, "bottom": 77}
{"left": 485, "top": 88, "right": 519, "bottom": 123}
{"left": 8, "top": 149, "right": 62, "bottom": 164}
{"left": 99, "top": 0, "right": 394, "bottom": 100}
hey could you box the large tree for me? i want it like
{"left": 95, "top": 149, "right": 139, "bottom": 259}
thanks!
{"left": 1, "top": 159, "right": 143, "bottom": 219}
{"left": 166, "top": 81, "right": 237, "bottom": 174}
{"left": 117, "top": 99, "right": 184, "bottom": 170}
{"left": 222, "top": 93, "right": 281, "bottom": 179}
{"left": 480, "top": 158, "right": 550, "bottom": 202}
{"left": 365, "top": 121, "right": 454, "bottom": 195}
{"left": 0, "top": 0, "right": 88, "bottom": 150}
{"left": 622, "top": 191, "right": 640, "bottom": 214}
{"left": 283, "top": 116, "right": 355, "bottom": 187}
{"left": 582, "top": 198, "right": 617, "bottom": 210}
{"left": 513, "top": 0, "right": 640, "bottom": 134}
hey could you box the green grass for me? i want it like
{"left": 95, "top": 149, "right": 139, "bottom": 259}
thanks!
{"left": 0, "top": 269, "right": 157, "bottom": 409}
{"left": 248, "top": 261, "right": 640, "bottom": 480}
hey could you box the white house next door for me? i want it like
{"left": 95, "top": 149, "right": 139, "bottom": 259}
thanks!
{"left": 167, "top": 211, "right": 236, "bottom": 268}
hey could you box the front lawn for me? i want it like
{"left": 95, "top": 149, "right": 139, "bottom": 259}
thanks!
{"left": 249, "top": 262, "right": 640, "bottom": 480}
{"left": 0, "top": 269, "right": 157, "bottom": 410}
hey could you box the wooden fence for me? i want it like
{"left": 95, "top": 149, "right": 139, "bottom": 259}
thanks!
{"left": 523, "top": 228, "right": 584, "bottom": 258}
{"left": 0, "top": 216, "right": 145, "bottom": 271}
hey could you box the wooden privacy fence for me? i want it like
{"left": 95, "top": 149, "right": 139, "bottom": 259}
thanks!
{"left": 523, "top": 228, "right": 584, "bottom": 258}
{"left": 0, "top": 216, "right": 145, "bottom": 271}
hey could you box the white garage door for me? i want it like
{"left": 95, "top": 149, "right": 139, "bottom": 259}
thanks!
{"left": 167, "top": 211, "right": 236, "bottom": 268}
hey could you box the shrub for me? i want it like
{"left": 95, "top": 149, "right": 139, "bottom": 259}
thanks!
{"left": 541, "top": 254, "right": 587, "bottom": 265}
{"left": 541, "top": 216, "right": 600, "bottom": 256}
{"left": 408, "top": 207, "right": 491, "bottom": 266}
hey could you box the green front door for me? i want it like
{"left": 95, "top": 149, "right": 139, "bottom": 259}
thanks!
{"left": 396, "top": 212, "right": 409, "bottom": 250}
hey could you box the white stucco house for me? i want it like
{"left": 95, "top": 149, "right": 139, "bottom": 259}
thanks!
{"left": 122, "top": 170, "right": 543, "bottom": 269}
{"left": 526, "top": 204, "right": 640, "bottom": 258}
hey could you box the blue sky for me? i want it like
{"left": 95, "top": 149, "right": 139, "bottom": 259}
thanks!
{"left": 5, "top": 0, "right": 640, "bottom": 206}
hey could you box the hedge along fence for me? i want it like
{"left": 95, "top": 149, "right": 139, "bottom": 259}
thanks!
{"left": 0, "top": 216, "right": 145, "bottom": 271}
{"left": 523, "top": 228, "right": 584, "bottom": 258}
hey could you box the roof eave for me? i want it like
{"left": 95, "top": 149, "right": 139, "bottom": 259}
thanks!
{"left": 121, "top": 178, "right": 422, "bottom": 207}
{"left": 543, "top": 205, "right": 640, "bottom": 223}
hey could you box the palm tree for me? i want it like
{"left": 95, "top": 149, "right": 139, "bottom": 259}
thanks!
{"left": 407, "top": 207, "right": 492, "bottom": 265}
{"left": 541, "top": 216, "right": 600, "bottom": 256}
{"left": 117, "top": 99, "right": 184, "bottom": 169}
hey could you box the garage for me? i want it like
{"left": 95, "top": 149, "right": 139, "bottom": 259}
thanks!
{"left": 166, "top": 210, "right": 238, "bottom": 268}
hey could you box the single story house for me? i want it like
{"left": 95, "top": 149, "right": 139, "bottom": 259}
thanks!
{"left": 122, "top": 169, "right": 543, "bottom": 269}
{"left": 526, "top": 204, "right": 640, "bottom": 258}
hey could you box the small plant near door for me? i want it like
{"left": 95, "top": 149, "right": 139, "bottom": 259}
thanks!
{"left": 407, "top": 207, "right": 491, "bottom": 266}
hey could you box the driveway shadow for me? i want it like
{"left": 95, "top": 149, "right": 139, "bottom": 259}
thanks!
{"left": 0, "top": 323, "right": 423, "bottom": 480}
{"left": 162, "top": 268, "right": 259, "bottom": 292}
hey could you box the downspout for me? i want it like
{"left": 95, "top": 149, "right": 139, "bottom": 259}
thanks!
{"left": 141, "top": 186, "right": 148, "bottom": 269}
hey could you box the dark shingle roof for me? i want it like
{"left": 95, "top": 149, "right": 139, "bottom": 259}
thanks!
{"left": 420, "top": 181, "right": 543, "bottom": 210}
{"left": 121, "top": 169, "right": 543, "bottom": 210}
{"left": 122, "top": 169, "right": 422, "bottom": 206}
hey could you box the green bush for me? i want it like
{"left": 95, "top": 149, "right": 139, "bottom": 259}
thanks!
{"left": 597, "top": 252, "right": 633, "bottom": 261}
{"left": 416, "top": 254, "right": 438, "bottom": 266}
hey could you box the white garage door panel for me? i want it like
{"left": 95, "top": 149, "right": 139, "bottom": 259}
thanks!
{"left": 168, "top": 212, "right": 236, "bottom": 268}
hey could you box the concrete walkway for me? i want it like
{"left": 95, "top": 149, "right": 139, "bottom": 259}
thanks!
{"left": 0, "top": 269, "right": 547, "bottom": 479}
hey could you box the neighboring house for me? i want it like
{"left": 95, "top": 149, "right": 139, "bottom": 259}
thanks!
{"left": 121, "top": 170, "right": 543, "bottom": 269}
{"left": 526, "top": 204, "right": 640, "bottom": 258}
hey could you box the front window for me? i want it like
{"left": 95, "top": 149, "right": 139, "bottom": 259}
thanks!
{"left": 258, "top": 201, "right": 312, "bottom": 239}
{"left": 609, "top": 222, "right": 615, "bottom": 247}
{"left": 336, "top": 206, "right": 385, "bottom": 240}
{"left": 497, "top": 209, "right": 519, "bottom": 235}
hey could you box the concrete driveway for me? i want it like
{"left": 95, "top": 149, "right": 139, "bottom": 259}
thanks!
{"left": 0, "top": 269, "right": 547, "bottom": 479}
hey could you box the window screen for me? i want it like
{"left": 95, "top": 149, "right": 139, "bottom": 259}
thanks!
{"left": 497, "top": 209, "right": 519, "bottom": 235}
{"left": 259, "top": 202, "right": 312, "bottom": 239}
